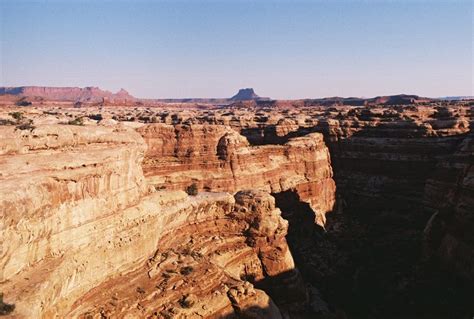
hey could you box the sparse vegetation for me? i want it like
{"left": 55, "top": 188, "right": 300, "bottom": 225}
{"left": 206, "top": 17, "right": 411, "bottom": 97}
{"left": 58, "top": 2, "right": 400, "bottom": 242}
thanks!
{"left": 180, "top": 266, "right": 194, "bottom": 276}
{"left": 0, "top": 293, "right": 15, "bottom": 315}
{"left": 186, "top": 183, "right": 198, "bottom": 196}
{"left": 67, "top": 117, "right": 85, "bottom": 126}
{"left": 15, "top": 122, "right": 36, "bottom": 131}
{"left": 87, "top": 114, "right": 103, "bottom": 121}
{"left": 178, "top": 294, "right": 195, "bottom": 308}
{"left": 16, "top": 100, "right": 32, "bottom": 106}
{"left": 0, "top": 119, "right": 16, "bottom": 126}
{"left": 9, "top": 112, "right": 24, "bottom": 122}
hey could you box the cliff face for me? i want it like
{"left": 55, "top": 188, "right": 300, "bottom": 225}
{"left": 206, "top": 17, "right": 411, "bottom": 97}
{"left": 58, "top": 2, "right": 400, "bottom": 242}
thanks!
{"left": 0, "top": 124, "right": 308, "bottom": 318}
{"left": 423, "top": 132, "right": 474, "bottom": 281}
{"left": 138, "top": 123, "right": 336, "bottom": 226}
{"left": 67, "top": 190, "right": 302, "bottom": 318}
{"left": 0, "top": 125, "right": 148, "bottom": 317}
{"left": 133, "top": 104, "right": 471, "bottom": 316}
{"left": 1, "top": 102, "right": 472, "bottom": 318}
{"left": 295, "top": 106, "right": 472, "bottom": 316}
{"left": 317, "top": 107, "right": 469, "bottom": 211}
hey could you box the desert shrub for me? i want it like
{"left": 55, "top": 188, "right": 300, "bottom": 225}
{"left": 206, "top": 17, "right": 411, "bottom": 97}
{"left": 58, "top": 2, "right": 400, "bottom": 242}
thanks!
{"left": 87, "top": 114, "right": 103, "bottom": 121}
{"left": 180, "top": 266, "right": 194, "bottom": 276}
{"left": 178, "top": 294, "right": 195, "bottom": 308}
{"left": 16, "top": 100, "right": 32, "bottom": 106}
{"left": 186, "top": 183, "right": 198, "bottom": 196}
{"left": 68, "top": 117, "right": 84, "bottom": 126}
{"left": 0, "top": 293, "right": 15, "bottom": 315}
{"left": 0, "top": 119, "right": 16, "bottom": 126}
{"left": 15, "top": 119, "right": 35, "bottom": 131}
{"left": 9, "top": 112, "right": 23, "bottom": 121}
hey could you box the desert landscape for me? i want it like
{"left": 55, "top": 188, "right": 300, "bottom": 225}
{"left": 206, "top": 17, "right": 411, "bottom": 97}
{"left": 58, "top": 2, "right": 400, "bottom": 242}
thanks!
{"left": 1, "top": 0, "right": 472, "bottom": 318}
{"left": 0, "top": 86, "right": 472, "bottom": 318}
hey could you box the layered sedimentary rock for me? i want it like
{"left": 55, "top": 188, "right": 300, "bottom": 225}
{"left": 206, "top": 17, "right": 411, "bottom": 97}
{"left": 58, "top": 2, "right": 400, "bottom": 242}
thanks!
{"left": 68, "top": 190, "right": 303, "bottom": 318}
{"left": 316, "top": 106, "right": 470, "bottom": 210}
{"left": 423, "top": 132, "right": 474, "bottom": 281}
{"left": 1, "top": 101, "right": 472, "bottom": 318}
{"left": 138, "top": 123, "right": 336, "bottom": 225}
{"left": 0, "top": 125, "right": 149, "bottom": 317}
{"left": 0, "top": 124, "right": 307, "bottom": 318}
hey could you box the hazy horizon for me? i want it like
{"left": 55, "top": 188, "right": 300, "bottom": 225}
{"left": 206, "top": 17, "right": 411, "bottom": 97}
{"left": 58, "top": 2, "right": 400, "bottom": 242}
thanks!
{"left": 1, "top": 0, "right": 472, "bottom": 99}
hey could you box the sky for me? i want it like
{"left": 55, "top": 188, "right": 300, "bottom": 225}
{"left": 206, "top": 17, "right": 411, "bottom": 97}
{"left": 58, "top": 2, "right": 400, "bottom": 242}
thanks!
{"left": 0, "top": 0, "right": 472, "bottom": 99}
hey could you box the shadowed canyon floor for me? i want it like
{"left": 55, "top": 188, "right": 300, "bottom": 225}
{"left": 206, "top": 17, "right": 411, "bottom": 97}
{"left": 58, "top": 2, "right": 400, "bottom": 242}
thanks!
{"left": 0, "top": 99, "right": 473, "bottom": 318}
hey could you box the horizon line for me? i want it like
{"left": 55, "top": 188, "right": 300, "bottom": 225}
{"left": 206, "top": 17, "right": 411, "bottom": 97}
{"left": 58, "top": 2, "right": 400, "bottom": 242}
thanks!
{"left": 1, "top": 85, "right": 473, "bottom": 100}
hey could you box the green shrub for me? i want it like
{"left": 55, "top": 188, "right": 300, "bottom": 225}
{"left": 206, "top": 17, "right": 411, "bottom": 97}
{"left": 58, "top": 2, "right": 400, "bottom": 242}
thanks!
{"left": 186, "top": 183, "right": 198, "bottom": 196}
{"left": 180, "top": 266, "right": 194, "bottom": 276}
{"left": 68, "top": 117, "right": 84, "bottom": 126}
{"left": 0, "top": 293, "right": 15, "bottom": 315}
{"left": 179, "top": 294, "right": 195, "bottom": 308}
{"left": 9, "top": 112, "right": 23, "bottom": 121}
{"left": 15, "top": 119, "right": 35, "bottom": 131}
{"left": 16, "top": 100, "right": 32, "bottom": 106}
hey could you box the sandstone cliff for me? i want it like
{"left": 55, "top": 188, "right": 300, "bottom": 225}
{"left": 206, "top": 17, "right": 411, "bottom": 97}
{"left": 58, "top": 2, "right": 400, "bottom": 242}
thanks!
{"left": 1, "top": 102, "right": 472, "bottom": 318}
{"left": 0, "top": 124, "right": 308, "bottom": 318}
{"left": 423, "top": 132, "right": 474, "bottom": 281}
{"left": 67, "top": 190, "right": 302, "bottom": 318}
{"left": 138, "top": 123, "right": 336, "bottom": 226}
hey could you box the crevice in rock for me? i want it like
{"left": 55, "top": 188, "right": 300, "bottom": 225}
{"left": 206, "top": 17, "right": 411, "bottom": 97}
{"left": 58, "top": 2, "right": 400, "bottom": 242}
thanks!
{"left": 273, "top": 127, "right": 474, "bottom": 318}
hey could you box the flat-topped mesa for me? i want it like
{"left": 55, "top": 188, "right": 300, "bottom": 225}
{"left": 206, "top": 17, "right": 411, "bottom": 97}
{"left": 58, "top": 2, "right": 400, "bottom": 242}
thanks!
{"left": 137, "top": 123, "right": 336, "bottom": 226}
{"left": 231, "top": 88, "right": 260, "bottom": 101}
{"left": 0, "top": 86, "right": 136, "bottom": 104}
{"left": 230, "top": 88, "right": 270, "bottom": 101}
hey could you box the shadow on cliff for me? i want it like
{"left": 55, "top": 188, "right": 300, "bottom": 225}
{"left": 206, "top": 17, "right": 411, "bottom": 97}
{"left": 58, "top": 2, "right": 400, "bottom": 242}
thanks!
{"left": 241, "top": 126, "right": 318, "bottom": 145}
{"left": 218, "top": 268, "right": 342, "bottom": 319}
{"left": 269, "top": 118, "right": 473, "bottom": 318}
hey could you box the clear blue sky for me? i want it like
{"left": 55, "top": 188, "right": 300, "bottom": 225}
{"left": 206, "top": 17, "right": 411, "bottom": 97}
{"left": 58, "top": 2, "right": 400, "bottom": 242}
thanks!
{"left": 0, "top": 0, "right": 472, "bottom": 99}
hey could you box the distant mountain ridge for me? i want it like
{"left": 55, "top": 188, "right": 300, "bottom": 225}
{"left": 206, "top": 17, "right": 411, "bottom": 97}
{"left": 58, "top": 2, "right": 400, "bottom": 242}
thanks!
{"left": 0, "top": 86, "right": 449, "bottom": 106}
{"left": 438, "top": 96, "right": 474, "bottom": 101}
{"left": 0, "top": 86, "right": 135, "bottom": 103}
{"left": 305, "top": 94, "right": 433, "bottom": 106}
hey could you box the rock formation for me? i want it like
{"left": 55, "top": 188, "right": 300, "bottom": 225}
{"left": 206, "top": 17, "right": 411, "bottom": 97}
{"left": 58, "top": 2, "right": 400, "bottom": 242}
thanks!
{"left": 0, "top": 98, "right": 472, "bottom": 318}
{"left": 137, "top": 123, "right": 336, "bottom": 226}
{"left": 0, "top": 124, "right": 307, "bottom": 318}
{"left": 230, "top": 88, "right": 264, "bottom": 101}
{"left": 0, "top": 86, "right": 136, "bottom": 104}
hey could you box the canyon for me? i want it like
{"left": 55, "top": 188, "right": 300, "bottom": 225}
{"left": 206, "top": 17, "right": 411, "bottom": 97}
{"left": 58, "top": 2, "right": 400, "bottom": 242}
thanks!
{"left": 0, "top": 94, "right": 472, "bottom": 318}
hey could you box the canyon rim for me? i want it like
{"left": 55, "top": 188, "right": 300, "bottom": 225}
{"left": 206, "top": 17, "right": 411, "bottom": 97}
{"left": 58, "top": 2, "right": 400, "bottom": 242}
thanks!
{"left": 1, "top": 0, "right": 473, "bottom": 318}
{"left": 0, "top": 88, "right": 472, "bottom": 318}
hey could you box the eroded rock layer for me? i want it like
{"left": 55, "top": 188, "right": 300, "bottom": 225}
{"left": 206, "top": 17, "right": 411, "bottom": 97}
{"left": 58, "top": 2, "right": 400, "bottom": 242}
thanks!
{"left": 0, "top": 101, "right": 472, "bottom": 319}
{"left": 0, "top": 124, "right": 309, "bottom": 318}
{"left": 138, "top": 124, "right": 336, "bottom": 226}
{"left": 68, "top": 190, "right": 304, "bottom": 318}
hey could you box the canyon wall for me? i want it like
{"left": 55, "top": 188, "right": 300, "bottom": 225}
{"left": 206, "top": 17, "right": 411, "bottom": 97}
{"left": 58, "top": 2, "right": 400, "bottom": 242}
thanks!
{"left": 0, "top": 124, "right": 149, "bottom": 317}
{"left": 67, "top": 190, "right": 304, "bottom": 318}
{"left": 138, "top": 123, "right": 336, "bottom": 226}
{"left": 165, "top": 104, "right": 471, "bottom": 316}
{"left": 0, "top": 123, "right": 312, "bottom": 318}
{"left": 423, "top": 131, "right": 474, "bottom": 281}
{"left": 1, "top": 103, "right": 471, "bottom": 318}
